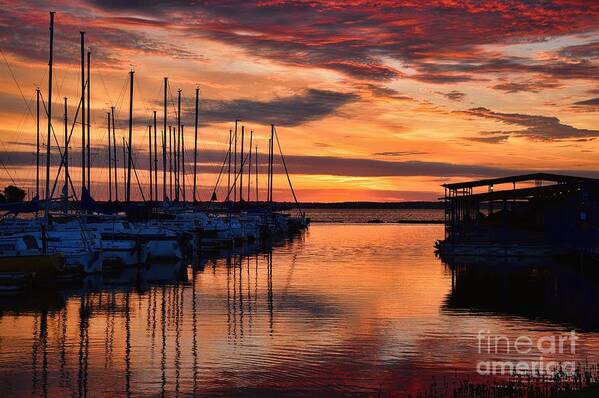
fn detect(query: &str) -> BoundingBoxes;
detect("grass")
[411,363,599,398]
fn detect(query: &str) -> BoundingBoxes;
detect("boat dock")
[435,173,599,260]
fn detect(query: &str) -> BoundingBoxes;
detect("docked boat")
[0,234,65,275]
[46,229,104,274]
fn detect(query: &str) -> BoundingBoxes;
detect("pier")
[436,173,599,259]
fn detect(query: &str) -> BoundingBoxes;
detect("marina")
[0,12,309,288]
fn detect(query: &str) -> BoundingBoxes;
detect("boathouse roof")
[442,173,597,190]
[443,180,599,203]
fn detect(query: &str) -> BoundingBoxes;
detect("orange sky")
[0,1,597,202]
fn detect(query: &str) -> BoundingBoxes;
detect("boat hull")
[0,254,65,275]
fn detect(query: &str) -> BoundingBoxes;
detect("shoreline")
[309,220,444,224]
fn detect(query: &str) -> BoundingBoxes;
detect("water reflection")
[1,225,599,397]
[442,257,599,331]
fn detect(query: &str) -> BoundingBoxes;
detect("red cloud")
[3,0,597,85]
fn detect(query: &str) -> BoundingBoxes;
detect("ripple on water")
[1,224,599,397]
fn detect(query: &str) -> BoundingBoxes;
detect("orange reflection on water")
[1,224,599,397]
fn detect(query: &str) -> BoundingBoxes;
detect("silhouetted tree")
[3,185,26,202]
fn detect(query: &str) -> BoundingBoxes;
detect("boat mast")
[64,97,69,207]
[193,87,199,203]
[176,89,181,202]
[80,31,85,196]
[240,125,245,202]
[162,128,166,201]
[181,125,186,203]
[163,77,167,202]
[43,11,55,253]
[148,124,152,202]
[126,69,134,203]
[153,111,158,201]
[169,126,173,199]
[267,138,270,203]
[227,129,231,202]
[36,88,40,199]
[86,50,91,192]
[255,145,258,202]
[111,107,118,202]
[269,124,274,203]
[247,130,253,202]
[233,120,238,203]
[122,137,126,190]
[107,112,112,201]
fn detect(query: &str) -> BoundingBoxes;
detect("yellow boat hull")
[0,254,66,275]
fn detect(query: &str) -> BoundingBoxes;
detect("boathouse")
[438,173,599,256]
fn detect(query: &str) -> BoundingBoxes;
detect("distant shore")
[292,201,444,209]
[295,206,445,224]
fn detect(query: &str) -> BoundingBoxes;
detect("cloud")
[197,89,359,127]
[82,0,599,84]
[350,83,415,101]
[0,4,200,67]
[464,107,599,141]
[373,151,429,156]
[0,148,523,178]
[464,135,510,144]
[558,41,599,61]
[491,78,563,93]
[573,98,599,106]
[323,61,401,81]
[436,90,465,101]
[417,57,598,82]
[5,144,599,185]
[411,73,477,84]
[141,89,358,127]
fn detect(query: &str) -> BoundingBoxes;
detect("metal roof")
[442,173,597,190]
[443,180,599,203]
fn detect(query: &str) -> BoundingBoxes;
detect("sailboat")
[0,233,65,274]
[0,12,104,276]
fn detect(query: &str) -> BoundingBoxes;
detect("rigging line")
[10,89,36,139]
[112,74,130,129]
[168,84,178,119]
[40,94,72,163]
[134,68,154,120]
[223,151,250,201]
[209,152,229,209]
[98,68,114,105]
[48,94,84,201]
[53,73,64,116]
[0,46,36,122]
[216,129,232,199]
[210,129,234,200]
[0,158,17,186]
[124,140,147,202]
[0,89,36,183]
[57,62,75,96]
[210,146,230,201]
[274,127,303,216]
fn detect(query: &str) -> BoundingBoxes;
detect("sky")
[0,0,597,202]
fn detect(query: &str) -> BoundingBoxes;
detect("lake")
[1,223,599,397]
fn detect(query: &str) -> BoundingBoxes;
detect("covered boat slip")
[438,173,599,257]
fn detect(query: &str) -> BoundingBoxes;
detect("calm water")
[2,224,599,397]
[300,208,444,223]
